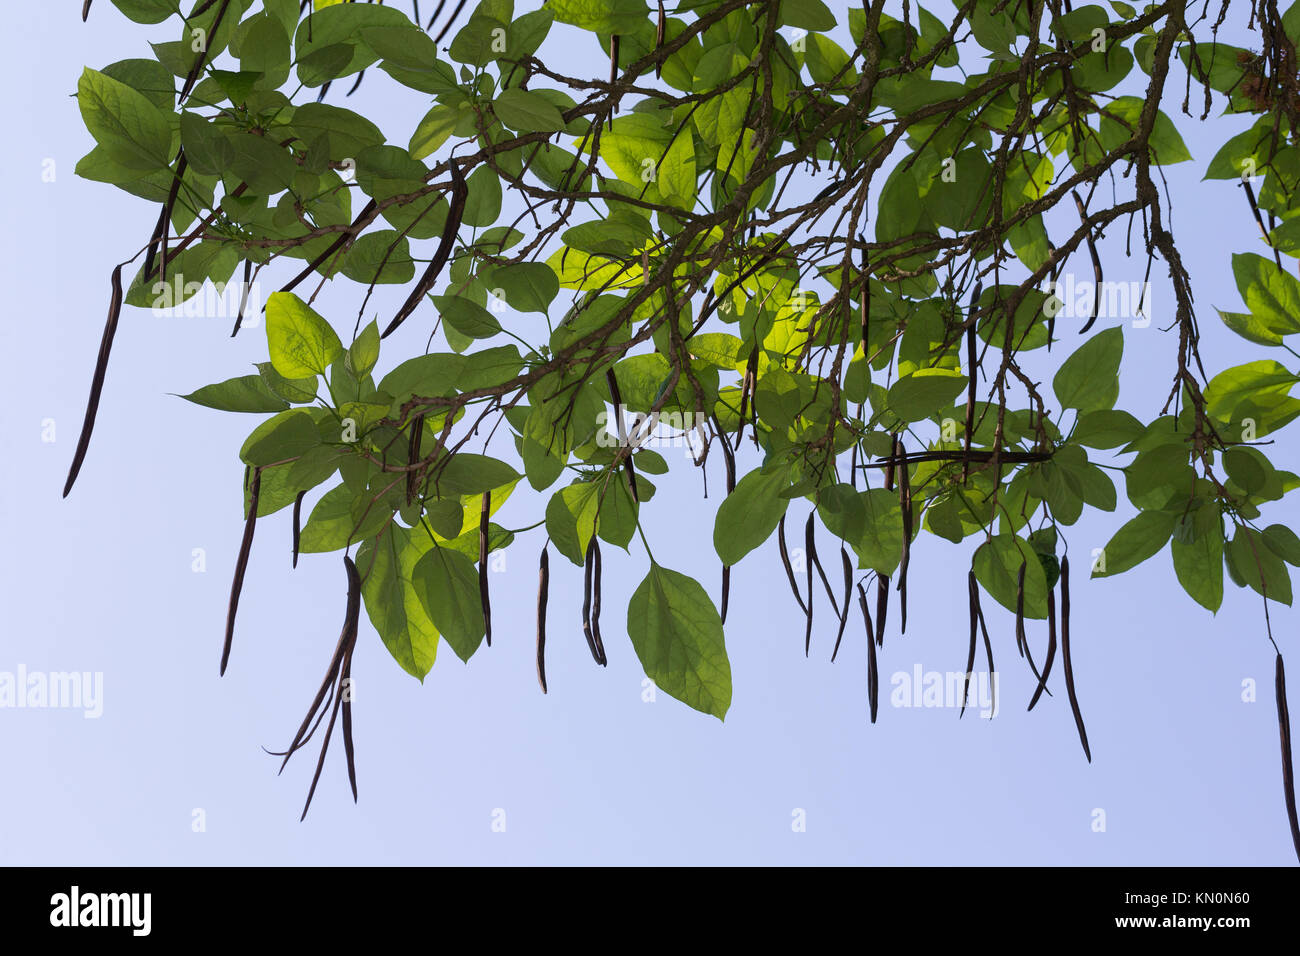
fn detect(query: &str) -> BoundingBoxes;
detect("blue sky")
[0,1,1296,864]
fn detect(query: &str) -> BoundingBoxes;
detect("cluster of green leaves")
[75,0,1300,725]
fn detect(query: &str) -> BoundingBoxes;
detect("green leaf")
[1053,327,1123,413]
[77,67,173,171]
[857,488,903,575]
[887,368,968,422]
[713,466,790,565]
[972,534,1049,619]
[1228,527,1293,605]
[409,103,461,160]
[1092,509,1178,577]
[178,375,288,413]
[493,87,566,132]
[347,320,381,379]
[1072,408,1144,448]
[432,294,503,339]
[1230,252,1300,338]
[544,480,601,565]
[358,527,439,680]
[545,0,648,34]
[240,409,320,466]
[413,544,487,661]
[627,563,732,720]
[257,362,319,404]
[434,454,521,497]
[779,0,837,31]
[1172,514,1224,612]
[482,262,559,313]
[266,291,343,379]
[298,483,392,553]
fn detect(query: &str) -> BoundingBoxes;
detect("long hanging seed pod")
[1028,588,1058,711]
[806,514,840,617]
[266,556,361,820]
[536,546,550,694]
[608,371,641,501]
[292,489,306,569]
[962,282,982,482]
[1015,561,1047,686]
[1015,562,1027,659]
[1059,556,1091,761]
[1275,654,1300,862]
[974,576,996,719]
[876,441,897,647]
[960,570,979,718]
[857,582,878,723]
[715,417,736,625]
[591,538,606,666]
[830,547,853,662]
[896,437,912,634]
[803,514,816,655]
[580,536,604,665]
[381,162,467,339]
[778,515,808,615]
[221,466,262,676]
[654,0,665,77]
[63,264,125,498]
[479,492,492,648]
[406,416,425,504]
[1073,190,1104,335]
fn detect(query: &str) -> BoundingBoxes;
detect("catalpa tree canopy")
[68,0,1300,855]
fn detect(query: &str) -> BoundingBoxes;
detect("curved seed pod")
[720,566,731,626]
[292,490,306,569]
[654,0,665,78]
[1073,190,1103,335]
[340,637,358,803]
[406,416,424,503]
[803,514,815,656]
[432,0,469,43]
[1275,654,1300,863]
[1028,589,1058,711]
[874,574,889,647]
[807,517,840,617]
[960,570,979,718]
[974,577,996,719]
[896,437,911,634]
[537,546,550,694]
[479,492,492,647]
[581,536,598,663]
[381,162,467,339]
[1015,561,1027,658]
[63,263,125,498]
[221,467,262,676]
[609,34,620,84]
[280,556,361,820]
[857,583,878,724]
[608,371,641,501]
[82,0,92,20]
[962,283,982,481]
[591,538,606,666]
[778,515,808,616]
[1059,556,1091,761]
[231,258,253,337]
[831,547,853,662]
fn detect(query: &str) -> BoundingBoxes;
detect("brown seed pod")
[857,582,878,724]
[479,492,492,648]
[831,547,853,662]
[1275,653,1300,862]
[1028,588,1057,711]
[292,489,306,569]
[537,546,550,694]
[381,161,467,338]
[778,515,808,616]
[1059,556,1091,762]
[961,570,979,718]
[221,466,262,676]
[63,263,125,499]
